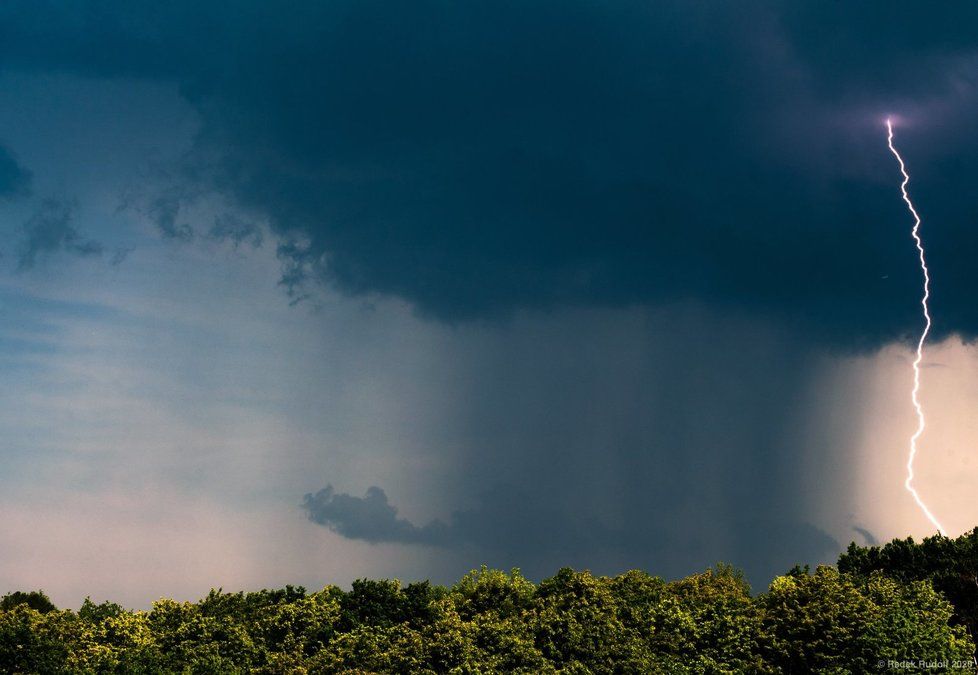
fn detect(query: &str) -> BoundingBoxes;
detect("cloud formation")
[305,481,839,585]
[303,483,618,554]
[303,485,450,546]
[780,2,978,95]
[149,192,193,242]
[18,198,103,269]
[3,1,978,346]
[0,0,971,589]
[208,214,262,249]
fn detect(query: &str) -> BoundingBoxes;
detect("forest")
[2,529,977,674]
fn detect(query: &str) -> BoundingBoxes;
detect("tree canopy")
[1,532,977,673]
[839,527,978,647]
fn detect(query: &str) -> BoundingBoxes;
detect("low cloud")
[303,485,450,546]
[305,482,840,584]
[303,483,618,554]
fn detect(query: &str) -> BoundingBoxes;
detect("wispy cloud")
[18,198,103,270]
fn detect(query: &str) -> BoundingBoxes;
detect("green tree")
[147,597,259,673]
[839,528,978,644]
[528,568,653,673]
[757,566,974,673]
[446,568,547,672]
[337,578,443,632]
[0,556,975,672]
[450,567,535,621]
[663,564,763,673]
[0,591,57,614]
[69,609,166,674]
[0,605,78,674]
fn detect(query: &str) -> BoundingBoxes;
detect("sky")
[2,1,978,608]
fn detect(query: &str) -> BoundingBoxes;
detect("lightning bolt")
[885,118,946,536]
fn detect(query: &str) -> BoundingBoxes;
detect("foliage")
[0,542,975,673]
[839,527,978,644]
[757,566,973,673]
[0,591,57,614]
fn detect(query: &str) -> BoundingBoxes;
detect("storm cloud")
[780,2,978,96]
[303,485,451,546]
[303,483,620,554]
[1,1,974,593]
[301,305,846,585]
[3,1,978,346]
[305,480,840,586]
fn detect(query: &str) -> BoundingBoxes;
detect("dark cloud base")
[304,485,450,547]
[301,305,849,587]
[304,483,839,588]
[4,1,978,347]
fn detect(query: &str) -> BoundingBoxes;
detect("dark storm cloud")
[0,1,967,583]
[18,198,103,269]
[4,1,978,346]
[303,485,450,546]
[306,482,838,586]
[305,308,843,585]
[780,2,978,95]
[0,144,30,199]
[303,483,617,552]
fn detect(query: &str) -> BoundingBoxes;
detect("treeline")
[2,530,977,674]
